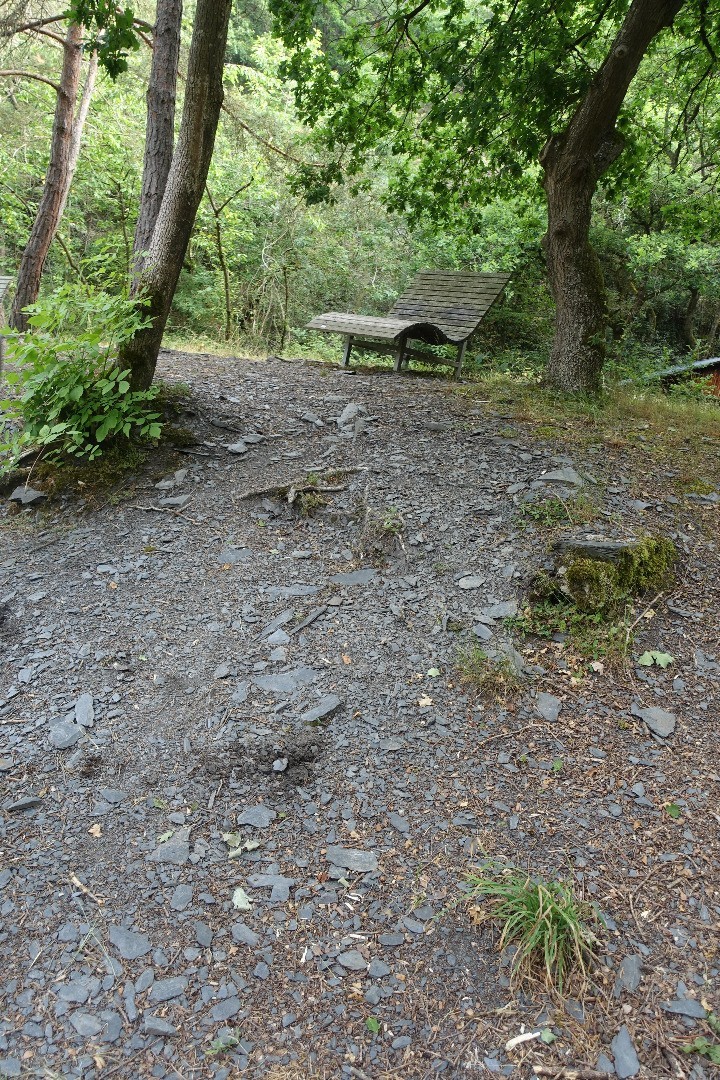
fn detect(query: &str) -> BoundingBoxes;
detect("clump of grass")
[355,503,406,561]
[467,867,600,992]
[517,494,598,529]
[456,643,522,700]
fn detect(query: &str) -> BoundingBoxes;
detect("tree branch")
[0,69,61,93]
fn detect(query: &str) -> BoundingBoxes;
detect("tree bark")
[10,22,83,330]
[541,0,685,394]
[120,0,233,389]
[132,0,182,274]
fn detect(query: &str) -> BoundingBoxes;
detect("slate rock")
[253,667,317,694]
[231,922,259,947]
[9,486,46,505]
[218,547,252,564]
[170,884,193,911]
[74,693,95,728]
[611,1025,640,1079]
[330,568,377,586]
[301,695,343,724]
[0,1059,21,1078]
[378,932,404,946]
[247,873,295,902]
[483,600,518,619]
[661,998,707,1019]
[69,1012,103,1036]
[543,466,583,486]
[387,812,409,834]
[225,441,248,454]
[5,796,42,812]
[158,494,192,508]
[614,955,642,997]
[100,788,126,804]
[148,826,191,865]
[472,623,493,641]
[211,997,243,1022]
[368,959,391,978]
[457,575,485,590]
[632,703,676,738]
[150,977,187,1003]
[144,1015,178,1037]
[49,721,83,749]
[109,925,152,961]
[535,692,561,723]
[337,950,367,971]
[237,805,276,828]
[326,846,378,873]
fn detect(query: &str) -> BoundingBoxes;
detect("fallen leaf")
[341,653,352,665]
[88,823,102,838]
[426,667,441,678]
[156,830,174,844]
[366,1017,380,1034]
[232,886,253,911]
[108,581,118,590]
[590,660,604,674]
[417,695,433,707]
[665,802,682,819]
[638,650,674,668]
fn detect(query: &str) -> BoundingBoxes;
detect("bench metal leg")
[341,335,353,367]
[454,341,467,379]
[393,335,407,372]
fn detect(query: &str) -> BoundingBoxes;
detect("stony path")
[0,353,718,1079]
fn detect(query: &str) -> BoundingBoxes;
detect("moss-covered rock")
[565,558,620,613]
[616,537,676,593]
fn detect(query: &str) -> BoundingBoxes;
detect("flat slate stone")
[614,955,642,997]
[611,1024,640,1079]
[253,667,317,694]
[147,826,192,865]
[237,805,276,828]
[69,1012,102,1036]
[211,997,243,1022]
[231,922,259,947]
[543,466,583,486]
[4,796,42,813]
[9,486,46,505]
[218,547,252,564]
[74,693,95,727]
[108,924,152,961]
[325,846,378,873]
[170,884,193,911]
[330,568,377,586]
[49,721,83,749]
[632,703,676,738]
[661,997,707,1018]
[482,600,518,619]
[150,976,187,1003]
[301,695,343,724]
[337,950,367,971]
[535,692,561,723]
[387,812,409,833]
[457,575,485,590]
[144,1016,178,1037]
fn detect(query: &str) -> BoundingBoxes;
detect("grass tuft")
[467,867,600,992]
[456,643,522,700]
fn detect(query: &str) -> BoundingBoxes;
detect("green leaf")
[552,758,563,773]
[366,1017,380,1034]
[540,1028,557,1044]
[156,830,174,843]
[232,887,253,911]
[426,667,441,677]
[638,650,674,668]
[665,802,682,819]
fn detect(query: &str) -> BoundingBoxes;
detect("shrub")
[1,286,161,470]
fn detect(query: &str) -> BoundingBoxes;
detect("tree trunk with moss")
[541,0,684,394]
[121,0,233,389]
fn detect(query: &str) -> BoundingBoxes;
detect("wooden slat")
[0,276,11,302]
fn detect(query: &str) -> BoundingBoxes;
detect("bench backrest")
[0,276,11,305]
[388,270,510,340]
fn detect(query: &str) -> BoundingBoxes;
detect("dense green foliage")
[0,0,719,380]
[0,287,161,466]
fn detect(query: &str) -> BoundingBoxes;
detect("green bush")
[1,286,161,470]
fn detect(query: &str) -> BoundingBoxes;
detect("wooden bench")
[306,270,511,378]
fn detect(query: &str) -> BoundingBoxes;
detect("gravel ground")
[1,351,719,1080]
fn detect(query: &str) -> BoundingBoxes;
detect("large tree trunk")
[133,0,182,273]
[10,22,83,330]
[120,0,233,389]
[541,0,685,394]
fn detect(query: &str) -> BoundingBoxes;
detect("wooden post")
[341,334,353,367]
[393,334,407,371]
[454,340,467,378]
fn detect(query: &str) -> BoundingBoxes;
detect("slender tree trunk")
[11,22,83,329]
[133,0,182,273]
[120,0,233,389]
[541,0,685,394]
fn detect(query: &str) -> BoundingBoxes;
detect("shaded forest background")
[1,0,720,383]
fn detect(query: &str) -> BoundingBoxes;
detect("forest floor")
[1,350,719,1080]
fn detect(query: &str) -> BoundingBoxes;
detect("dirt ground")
[0,350,718,1080]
